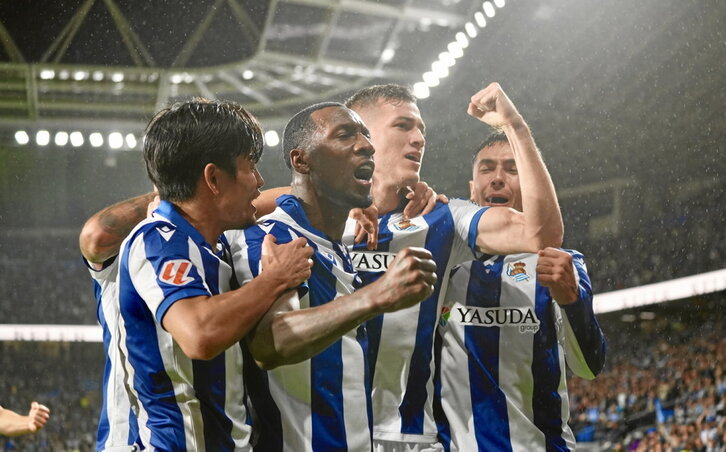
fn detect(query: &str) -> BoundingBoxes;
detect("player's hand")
[375,247,437,312]
[536,248,578,305]
[467,82,524,129]
[402,181,449,220]
[261,235,314,288]
[27,402,50,433]
[350,205,379,250]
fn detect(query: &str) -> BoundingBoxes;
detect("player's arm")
[79,192,158,268]
[161,235,313,360]
[537,248,606,379]
[246,247,437,369]
[470,83,563,255]
[0,402,50,436]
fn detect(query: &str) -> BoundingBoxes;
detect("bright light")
[439,52,455,68]
[422,72,439,87]
[89,132,104,147]
[54,131,69,146]
[108,132,124,149]
[413,82,430,99]
[92,71,104,81]
[14,130,29,145]
[111,72,124,83]
[58,70,70,80]
[432,60,449,79]
[483,1,496,18]
[465,22,478,38]
[474,12,487,28]
[456,32,469,49]
[36,130,50,146]
[73,71,89,81]
[70,131,84,147]
[264,130,280,147]
[448,41,464,58]
[182,73,194,83]
[381,48,396,63]
[125,133,137,149]
[242,70,254,80]
[39,69,55,80]
[170,73,183,84]
[494,0,505,8]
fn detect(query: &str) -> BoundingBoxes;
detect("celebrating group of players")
[78,82,606,451]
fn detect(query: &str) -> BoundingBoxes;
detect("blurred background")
[0,0,723,450]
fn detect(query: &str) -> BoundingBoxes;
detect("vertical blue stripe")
[95,278,112,450]
[399,206,454,434]
[531,284,568,452]
[465,258,513,452]
[432,330,450,452]
[242,342,282,452]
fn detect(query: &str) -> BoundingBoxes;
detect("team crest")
[393,219,420,232]
[439,306,452,327]
[160,259,195,286]
[506,261,530,282]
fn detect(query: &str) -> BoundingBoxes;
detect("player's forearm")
[562,287,606,378]
[79,192,156,264]
[255,186,291,217]
[501,120,563,248]
[248,285,382,369]
[0,409,32,436]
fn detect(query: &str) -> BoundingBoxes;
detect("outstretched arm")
[537,248,606,378]
[471,83,563,255]
[247,247,437,369]
[0,402,50,436]
[79,192,158,267]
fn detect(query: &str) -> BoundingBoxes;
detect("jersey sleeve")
[84,255,118,284]
[447,199,489,265]
[559,250,607,379]
[126,223,212,325]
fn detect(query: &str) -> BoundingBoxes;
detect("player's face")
[219,155,264,229]
[470,141,522,211]
[308,106,375,210]
[353,100,425,192]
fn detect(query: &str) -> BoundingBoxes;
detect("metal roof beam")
[102,0,156,67]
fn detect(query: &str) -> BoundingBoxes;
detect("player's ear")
[203,163,222,195]
[290,148,310,174]
[469,180,476,203]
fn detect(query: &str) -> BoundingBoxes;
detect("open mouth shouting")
[354,161,375,185]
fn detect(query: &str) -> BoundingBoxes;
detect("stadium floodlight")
[264,130,280,147]
[125,133,137,149]
[39,69,55,80]
[89,132,104,147]
[439,52,456,68]
[432,60,449,79]
[422,71,440,87]
[465,22,478,38]
[111,72,124,83]
[455,32,469,49]
[73,71,89,81]
[413,82,430,99]
[474,12,487,28]
[108,132,124,149]
[483,1,496,18]
[14,130,29,145]
[170,73,183,84]
[448,41,464,58]
[70,131,84,147]
[494,0,505,8]
[36,130,50,146]
[92,71,104,81]
[242,70,254,80]
[381,48,396,63]
[54,131,69,146]
[59,70,70,80]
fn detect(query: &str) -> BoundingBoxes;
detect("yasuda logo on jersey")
[160,259,194,286]
[449,306,540,333]
[506,261,530,282]
[351,252,397,271]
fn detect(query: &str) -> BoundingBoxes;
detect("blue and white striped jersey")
[84,257,144,452]
[117,200,251,452]
[226,195,372,452]
[342,199,487,444]
[434,251,606,452]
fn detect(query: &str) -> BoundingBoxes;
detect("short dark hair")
[281,101,345,169]
[472,130,509,165]
[344,84,416,111]
[143,98,263,202]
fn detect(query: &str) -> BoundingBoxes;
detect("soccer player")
[113,99,313,451]
[0,402,50,436]
[225,102,438,451]
[434,131,607,451]
[342,82,564,451]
